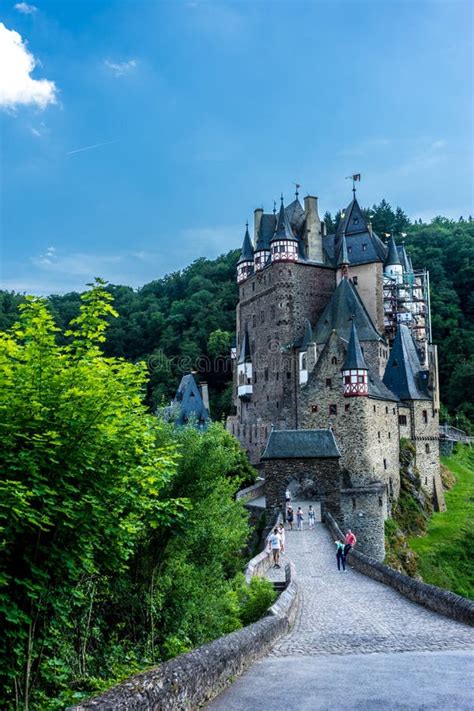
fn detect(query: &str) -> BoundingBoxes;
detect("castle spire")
[342,322,369,397]
[236,223,254,283]
[337,231,350,272]
[385,235,401,267]
[272,196,297,243]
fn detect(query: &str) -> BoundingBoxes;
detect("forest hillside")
[1,201,473,429]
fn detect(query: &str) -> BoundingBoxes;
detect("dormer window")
[353,217,359,225]
[362,244,367,251]
[348,246,353,254]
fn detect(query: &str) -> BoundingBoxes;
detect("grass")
[408,444,474,599]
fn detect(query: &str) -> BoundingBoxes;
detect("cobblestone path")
[267,505,474,656]
[207,507,474,710]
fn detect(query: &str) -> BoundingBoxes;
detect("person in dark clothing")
[335,540,346,572]
[287,506,294,530]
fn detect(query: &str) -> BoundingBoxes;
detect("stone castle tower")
[227,188,444,560]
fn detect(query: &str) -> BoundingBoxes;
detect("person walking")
[285,488,291,505]
[287,506,294,530]
[296,507,304,531]
[335,540,346,572]
[308,505,316,529]
[278,522,286,554]
[267,527,282,568]
[344,529,357,556]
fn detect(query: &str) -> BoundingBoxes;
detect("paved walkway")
[207,503,474,710]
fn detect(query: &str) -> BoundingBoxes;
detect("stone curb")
[325,512,474,626]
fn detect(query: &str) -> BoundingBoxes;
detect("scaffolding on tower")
[383,268,431,366]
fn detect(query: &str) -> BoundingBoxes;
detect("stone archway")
[285,473,322,522]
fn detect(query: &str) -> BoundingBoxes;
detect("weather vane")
[345,173,361,195]
[293,181,301,199]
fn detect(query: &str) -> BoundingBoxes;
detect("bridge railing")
[439,424,473,442]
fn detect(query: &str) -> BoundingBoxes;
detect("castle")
[226,188,444,559]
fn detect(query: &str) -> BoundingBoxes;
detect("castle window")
[379,497,383,507]
[331,356,337,364]
[261,311,265,323]
[279,270,283,276]
[373,405,377,413]
[422,409,428,424]
[385,406,389,414]
[345,404,350,412]
[353,218,359,225]
[311,405,318,413]
[276,372,279,381]
[301,354,307,370]
[276,401,279,409]
[388,432,391,440]
[287,372,291,380]
[254,371,257,383]
[326,378,332,388]
[357,375,365,383]
[393,408,396,414]
[264,368,269,382]
[329,404,337,416]
[353,276,358,285]
[378,431,381,440]
[348,246,353,254]
[389,479,393,496]
[242,287,245,296]
[252,314,256,327]
[425,443,430,453]
[383,459,387,470]
[352,497,357,509]
[425,477,428,485]
[362,243,367,251]
[288,270,292,277]
[399,415,407,425]
[252,282,255,292]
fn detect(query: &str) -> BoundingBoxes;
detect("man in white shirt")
[267,527,282,568]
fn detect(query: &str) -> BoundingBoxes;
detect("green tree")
[0,282,182,709]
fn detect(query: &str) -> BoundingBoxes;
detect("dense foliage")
[1,202,472,427]
[0,283,262,710]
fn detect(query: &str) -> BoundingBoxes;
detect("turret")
[254,209,271,271]
[342,323,369,396]
[336,231,350,280]
[270,197,298,262]
[237,224,254,283]
[237,331,253,400]
[384,235,403,284]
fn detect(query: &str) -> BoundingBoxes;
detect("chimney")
[304,195,323,262]
[368,221,373,236]
[254,208,263,246]
[200,381,210,413]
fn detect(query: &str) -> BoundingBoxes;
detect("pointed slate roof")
[343,323,368,370]
[397,244,412,274]
[238,331,252,364]
[336,232,349,266]
[313,278,382,344]
[336,197,368,237]
[255,213,276,252]
[271,198,298,242]
[171,374,209,426]
[262,429,341,459]
[285,198,305,231]
[237,225,254,264]
[383,325,430,400]
[385,235,401,267]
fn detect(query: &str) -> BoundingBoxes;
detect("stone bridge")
[207,501,474,711]
[74,502,474,711]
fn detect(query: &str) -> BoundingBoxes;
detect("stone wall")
[70,541,298,711]
[263,457,341,519]
[299,336,400,500]
[325,512,474,625]
[409,400,445,510]
[232,261,335,461]
[340,484,387,560]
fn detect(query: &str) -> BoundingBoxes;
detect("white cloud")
[0,22,57,110]
[14,2,38,14]
[104,58,138,77]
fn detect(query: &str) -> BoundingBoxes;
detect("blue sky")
[0,0,472,294]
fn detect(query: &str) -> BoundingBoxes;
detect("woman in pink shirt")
[344,529,357,556]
